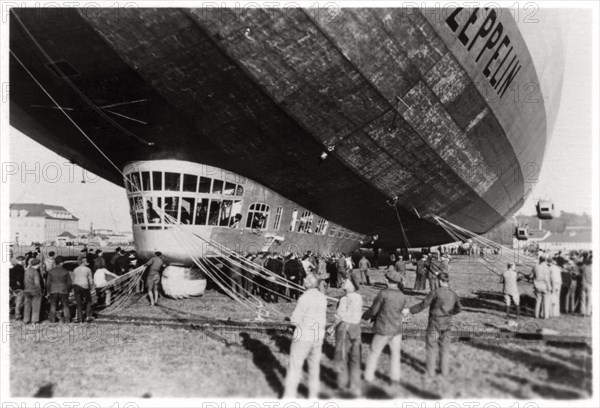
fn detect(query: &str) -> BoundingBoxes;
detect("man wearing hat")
[46,256,72,323]
[23,258,43,324]
[362,269,407,386]
[403,272,462,377]
[327,274,363,396]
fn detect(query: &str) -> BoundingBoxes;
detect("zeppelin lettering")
[446,8,522,99]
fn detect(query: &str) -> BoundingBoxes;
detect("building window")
[194,198,210,225]
[198,177,211,194]
[181,197,195,224]
[246,203,270,230]
[165,173,181,191]
[337,228,346,238]
[329,226,338,237]
[208,199,222,226]
[223,182,236,195]
[298,211,313,233]
[130,173,141,192]
[212,179,224,195]
[183,174,198,192]
[141,172,151,191]
[152,171,162,191]
[315,219,328,235]
[273,206,283,230]
[164,197,179,221]
[289,209,298,231]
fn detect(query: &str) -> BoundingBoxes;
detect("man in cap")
[47,256,72,323]
[327,274,363,396]
[283,273,327,399]
[403,272,462,377]
[362,269,407,386]
[94,249,106,272]
[23,258,43,324]
[73,257,95,322]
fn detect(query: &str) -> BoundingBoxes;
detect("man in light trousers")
[283,273,327,399]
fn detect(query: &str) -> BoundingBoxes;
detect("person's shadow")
[240,332,286,395]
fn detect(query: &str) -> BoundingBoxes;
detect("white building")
[9,203,79,244]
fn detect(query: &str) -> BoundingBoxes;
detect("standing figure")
[531,255,551,319]
[46,256,72,323]
[327,275,363,396]
[413,255,427,291]
[73,258,95,322]
[403,272,462,376]
[358,255,371,286]
[283,274,327,399]
[580,254,592,316]
[23,258,43,324]
[10,256,26,320]
[144,251,165,306]
[362,270,407,385]
[564,258,580,313]
[501,263,520,321]
[548,257,562,317]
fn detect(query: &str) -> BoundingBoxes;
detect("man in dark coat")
[413,255,427,291]
[23,258,43,324]
[404,272,462,376]
[265,255,284,303]
[10,256,26,320]
[47,256,72,323]
[284,254,305,301]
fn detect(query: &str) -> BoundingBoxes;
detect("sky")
[5,6,594,233]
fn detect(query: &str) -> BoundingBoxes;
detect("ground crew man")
[283,273,327,399]
[47,256,72,323]
[501,263,520,321]
[358,255,371,286]
[23,258,43,324]
[532,255,551,319]
[413,255,427,291]
[362,270,407,385]
[327,274,363,396]
[404,272,462,376]
[426,254,440,292]
[144,251,165,306]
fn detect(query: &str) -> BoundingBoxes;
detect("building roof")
[9,203,79,221]
[56,231,76,238]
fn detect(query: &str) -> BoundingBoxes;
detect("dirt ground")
[9,256,593,399]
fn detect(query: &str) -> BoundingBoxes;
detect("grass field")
[9,256,593,399]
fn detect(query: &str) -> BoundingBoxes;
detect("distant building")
[537,226,592,251]
[9,203,79,244]
[56,231,77,246]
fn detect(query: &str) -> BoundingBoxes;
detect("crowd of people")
[527,250,593,319]
[9,246,143,324]
[283,258,463,398]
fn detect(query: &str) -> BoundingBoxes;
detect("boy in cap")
[327,274,363,396]
[362,269,407,386]
[403,272,462,377]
